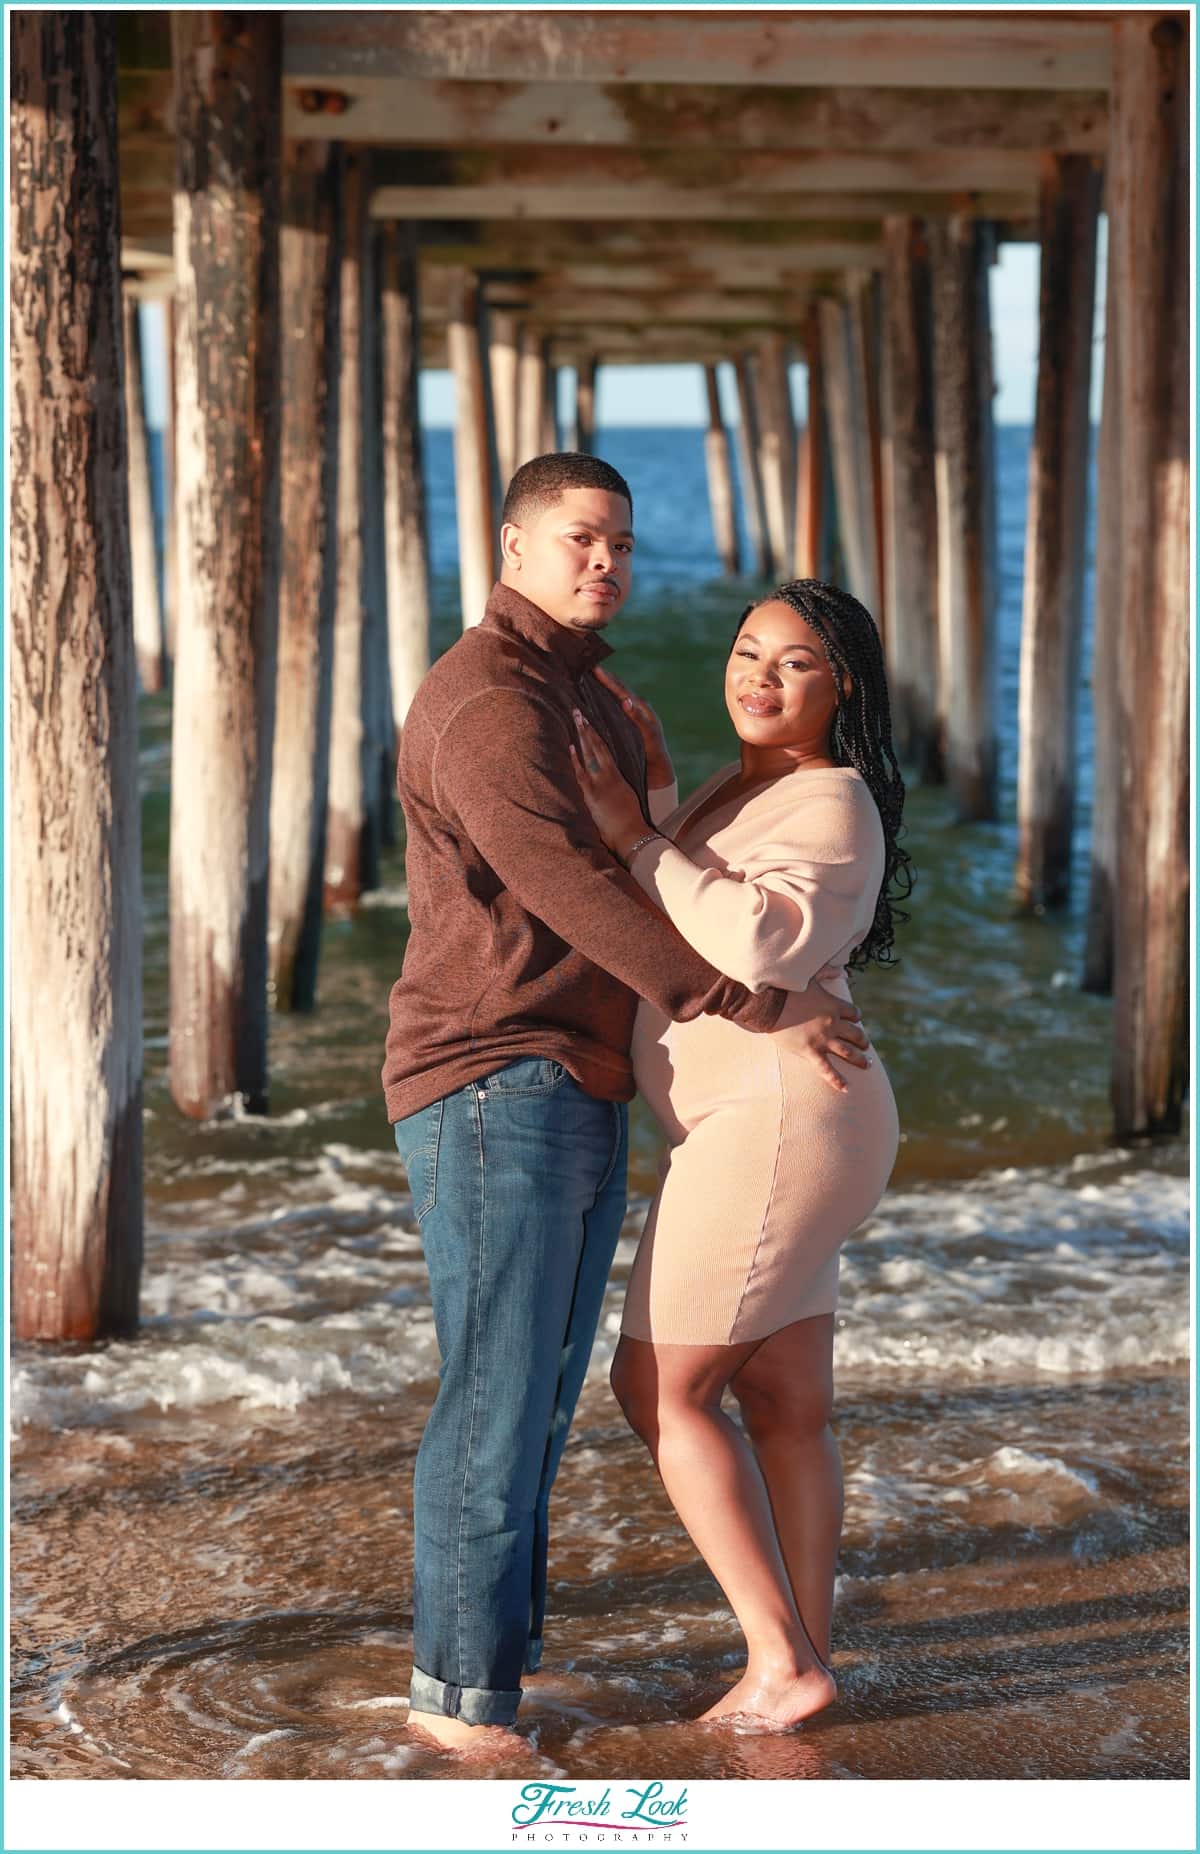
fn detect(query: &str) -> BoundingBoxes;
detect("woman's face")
[724,599,842,753]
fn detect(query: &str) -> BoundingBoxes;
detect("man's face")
[499,487,634,632]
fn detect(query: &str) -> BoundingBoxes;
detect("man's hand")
[775,981,872,1095]
[592,664,675,792]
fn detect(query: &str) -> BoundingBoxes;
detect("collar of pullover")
[482,582,615,677]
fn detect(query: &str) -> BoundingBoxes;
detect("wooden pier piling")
[703,363,740,577]
[820,284,883,623]
[755,332,796,576]
[576,355,598,455]
[794,306,827,581]
[1108,12,1190,1139]
[1082,223,1120,996]
[168,10,282,1117]
[516,325,547,469]
[446,268,496,626]
[11,9,144,1338]
[734,351,774,580]
[1015,154,1101,912]
[488,309,521,489]
[123,293,166,693]
[269,139,341,1011]
[930,214,999,822]
[380,222,432,730]
[881,216,941,779]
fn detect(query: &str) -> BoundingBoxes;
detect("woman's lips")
[739,693,783,716]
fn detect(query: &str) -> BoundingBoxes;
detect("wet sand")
[10,1363,1188,1781]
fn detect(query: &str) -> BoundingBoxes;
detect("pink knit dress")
[622,764,899,1346]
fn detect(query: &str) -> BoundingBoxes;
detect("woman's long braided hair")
[734,578,914,970]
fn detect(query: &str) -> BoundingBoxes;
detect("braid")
[733,579,914,970]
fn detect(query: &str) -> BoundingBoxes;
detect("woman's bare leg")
[610,1335,836,1727]
[730,1313,842,1665]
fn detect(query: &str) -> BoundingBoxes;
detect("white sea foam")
[9,1151,1189,1434]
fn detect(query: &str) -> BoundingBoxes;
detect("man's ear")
[499,520,524,570]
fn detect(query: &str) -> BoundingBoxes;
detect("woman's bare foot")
[406,1712,533,1761]
[699,1659,837,1730]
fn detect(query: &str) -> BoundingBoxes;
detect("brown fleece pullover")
[382,583,785,1121]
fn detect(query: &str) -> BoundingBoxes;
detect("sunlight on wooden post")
[169,10,282,1117]
[703,363,740,577]
[1109,13,1190,1138]
[447,268,496,628]
[381,221,432,730]
[516,325,547,469]
[11,10,144,1338]
[576,354,598,455]
[734,351,774,580]
[794,306,827,581]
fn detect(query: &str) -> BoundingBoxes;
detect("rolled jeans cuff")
[409,1664,523,1727]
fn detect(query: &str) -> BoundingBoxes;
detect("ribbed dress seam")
[726,1041,787,1345]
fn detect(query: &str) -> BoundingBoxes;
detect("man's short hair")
[501,452,634,529]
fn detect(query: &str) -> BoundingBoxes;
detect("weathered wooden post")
[703,363,740,577]
[820,284,883,623]
[380,221,431,731]
[269,139,340,1012]
[929,215,999,822]
[446,268,496,628]
[756,331,796,574]
[1109,12,1189,1138]
[517,325,547,468]
[362,221,394,867]
[734,351,773,579]
[576,355,598,455]
[1082,221,1120,995]
[794,305,827,581]
[849,271,886,637]
[169,10,281,1117]
[542,361,560,453]
[1015,156,1101,912]
[123,291,166,692]
[11,10,143,1338]
[162,296,179,661]
[326,150,379,906]
[488,308,521,489]
[881,218,941,779]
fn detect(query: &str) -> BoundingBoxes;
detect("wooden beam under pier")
[282,11,1112,92]
[122,291,166,692]
[703,364,740,577]
[734,352,773,580]
[447,270,497,625]
[280,78,1108,155]
[371,185,1037,225]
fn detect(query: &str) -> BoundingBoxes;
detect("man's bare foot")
[406,1712,533,1760]
[698,1660,837,1731]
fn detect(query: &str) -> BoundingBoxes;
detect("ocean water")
[10,422,1188,1782]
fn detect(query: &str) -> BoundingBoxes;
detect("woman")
[571,578,911,1731]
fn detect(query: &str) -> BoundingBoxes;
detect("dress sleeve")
[627,777,883,992]
[434,688,784,1030]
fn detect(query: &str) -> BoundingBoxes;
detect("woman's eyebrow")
[739,633,815,652]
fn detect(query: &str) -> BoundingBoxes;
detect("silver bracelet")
[621,830,662,867]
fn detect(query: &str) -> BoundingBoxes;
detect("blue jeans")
[393,1057,628,1727]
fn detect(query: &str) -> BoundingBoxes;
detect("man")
[383,452,865,1753]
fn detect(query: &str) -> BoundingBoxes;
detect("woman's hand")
[570,710,654,858]
[592,665,675,792]
[775,983,872,1095]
